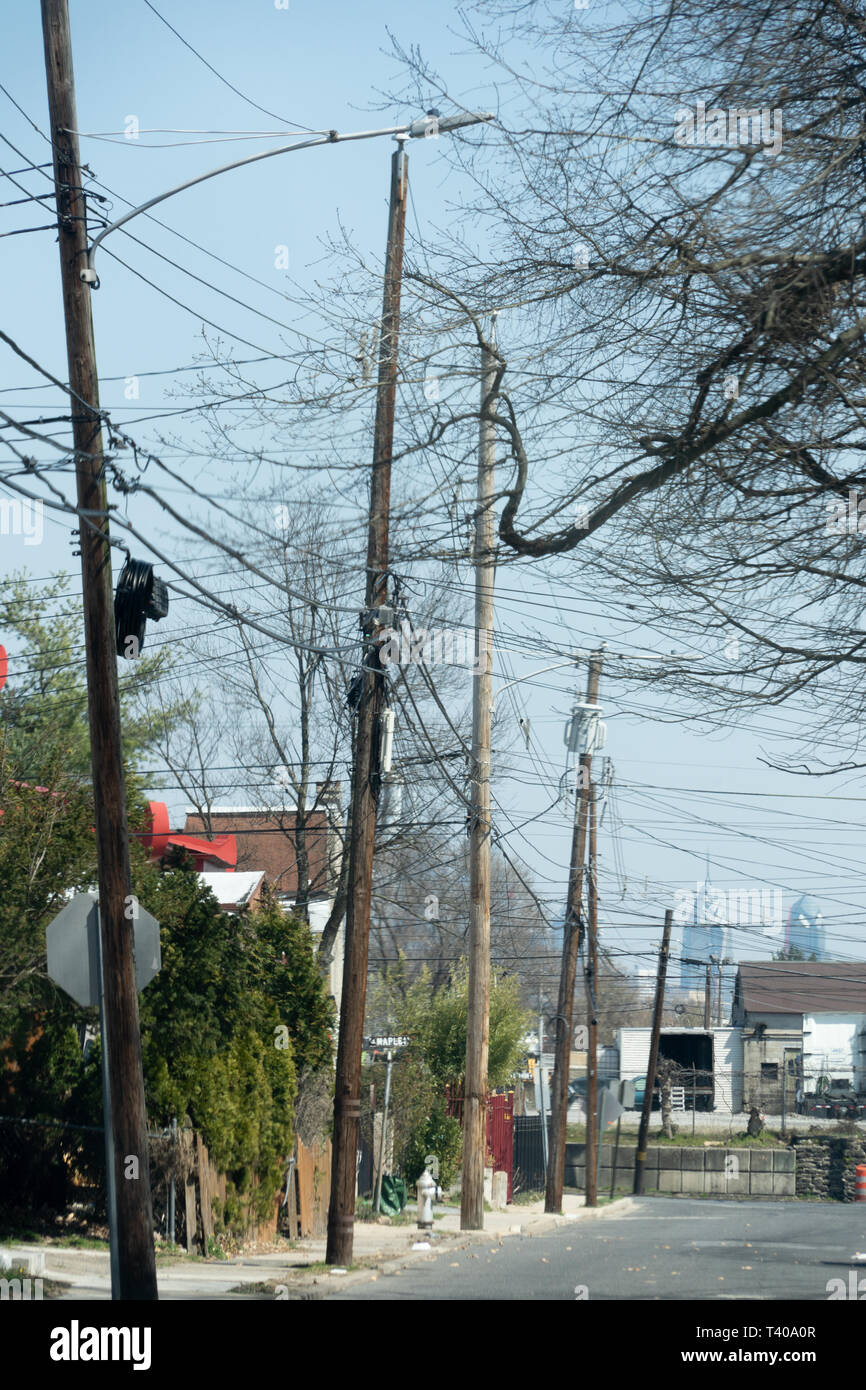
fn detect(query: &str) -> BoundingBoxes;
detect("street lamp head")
[408,110,494,139]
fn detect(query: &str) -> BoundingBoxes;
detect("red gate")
[446,1085,514,1203]
[486,1091,514,1202]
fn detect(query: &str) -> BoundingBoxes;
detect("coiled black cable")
[115,557,168,657]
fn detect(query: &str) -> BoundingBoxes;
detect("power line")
[0,223,57,237]
[140,0,321,133]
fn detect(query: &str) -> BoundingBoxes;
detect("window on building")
[761,1063,779,1081]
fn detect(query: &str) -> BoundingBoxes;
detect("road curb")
[278,1195,640,1295]
[3,1197,641,1298]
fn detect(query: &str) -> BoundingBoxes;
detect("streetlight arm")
[494,658,581,707]
[83,113,494,284]
[492,647,702,706]
[85,132,331,281]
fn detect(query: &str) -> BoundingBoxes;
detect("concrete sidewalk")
[1,1195,637,1300]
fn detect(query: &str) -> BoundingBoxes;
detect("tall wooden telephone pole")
[461,320,498,1230]
[326,139,408,1267]
[545,651,602,1214]
[41,0,157,1300]
[583,776,600,1206]
[633,909,673,1195]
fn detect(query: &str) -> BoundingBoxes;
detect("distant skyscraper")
[785,894,827,960]
[676,864,729,992]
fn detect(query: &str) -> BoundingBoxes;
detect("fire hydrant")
[417,1165,436,1231]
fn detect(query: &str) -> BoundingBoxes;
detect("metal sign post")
[596,1085,625,1192]
[607,1081,634,1201]
[96,920,120,1295]
[46,892,160,1298]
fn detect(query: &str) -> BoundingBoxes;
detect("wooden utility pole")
[583,777,599,1206]
[545,652,602,1214]
[633,908,673,1195]
[704,963,712,1029]
[461,320,497,1230]
[326,139,408,1266]
[40,0,157,1300]
[537,987,548,1171]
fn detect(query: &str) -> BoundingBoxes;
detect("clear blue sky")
[2,1,863,993]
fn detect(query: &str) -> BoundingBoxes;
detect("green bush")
[365,957,529,1190]
[403,1106,463,1188]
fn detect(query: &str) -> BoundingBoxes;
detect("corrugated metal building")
[617,1026,744,1116]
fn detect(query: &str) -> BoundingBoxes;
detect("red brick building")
[141,786,345,1003]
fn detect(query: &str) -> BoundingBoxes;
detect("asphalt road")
[323,1198,866,1301]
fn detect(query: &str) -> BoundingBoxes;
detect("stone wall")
[565,1142,795,1197]
[789,1134,866,1201]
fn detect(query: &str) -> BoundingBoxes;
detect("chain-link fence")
[0,1113,194,1243]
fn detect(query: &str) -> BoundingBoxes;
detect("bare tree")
[369,832,556,995]
[358,1,866,769]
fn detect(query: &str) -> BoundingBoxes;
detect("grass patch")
[229,1261,365,1295]
[283,1259,361,1274]
[153,1241,205,1262]
[651,1129,785,1148]
[3,1232,110,1250]
[228,1280,283,1296]
[565,1124,790,1147]
[0,1259,67,1299]
[355,1197,416,1225]
[46,1232,108,1249]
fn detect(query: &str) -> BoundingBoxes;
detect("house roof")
[279,895,333,933]
[165,833,237,869]
[199,871,265,911]
[736,961,866,1015]
[140,801,237,869]
[183,807,333,894]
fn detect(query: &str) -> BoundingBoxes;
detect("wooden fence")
[296,1139,331,1238]
[174,1130,280,1252]
[172,1131,331,1250]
